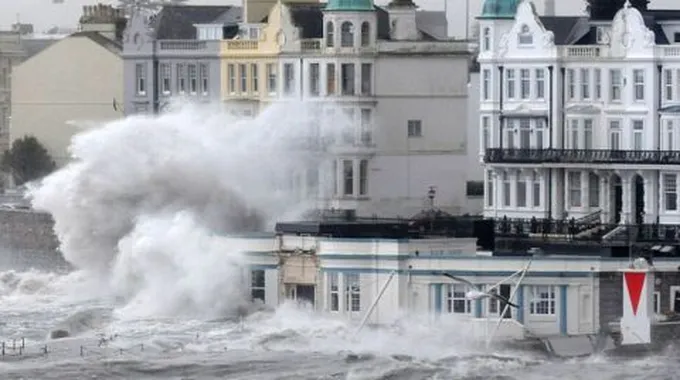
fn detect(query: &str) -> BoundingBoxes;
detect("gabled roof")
[69,31,121,55]
[153,5,242,40]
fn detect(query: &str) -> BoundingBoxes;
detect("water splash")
[27,101,340,318]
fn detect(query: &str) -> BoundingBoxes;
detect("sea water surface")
[0,101,675,379]
[0,256,676,380]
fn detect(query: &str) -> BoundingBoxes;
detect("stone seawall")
[0,209,59,252]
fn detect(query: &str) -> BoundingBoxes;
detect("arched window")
[360,22,370,46]
[518,24,533,45]
[341,21,354,47]
[326,21,334,47]
[482,28,490,51]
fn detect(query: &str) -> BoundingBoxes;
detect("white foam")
[27,100,343,318]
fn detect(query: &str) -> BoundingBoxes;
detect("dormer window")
[361,22,370,46]
[326,21,334,47]
[196,25,222,40]
[596,26,610,44]
[341,21,354,47]
[518,24,532,45]
[482,27,490,51]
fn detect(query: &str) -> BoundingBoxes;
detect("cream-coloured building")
[11,5,124,166]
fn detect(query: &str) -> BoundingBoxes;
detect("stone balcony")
[559,45,680,59]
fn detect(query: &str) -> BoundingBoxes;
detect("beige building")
[11,5,124,166]
[0,32,24,155]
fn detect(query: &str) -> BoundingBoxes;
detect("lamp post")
[428,185,436,210]
[427,185,436,233]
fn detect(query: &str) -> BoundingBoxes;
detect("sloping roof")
[153,5,242,40]
[416,11,448,40]
[539,16,589,45]
[69,31,121,55]
[288,3,325,39]
[18,38,58,59]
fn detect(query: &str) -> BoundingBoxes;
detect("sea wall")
[0,209,59,252]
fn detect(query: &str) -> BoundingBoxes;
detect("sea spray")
[27,100,342,317]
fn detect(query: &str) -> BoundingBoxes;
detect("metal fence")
[0,336,150,362]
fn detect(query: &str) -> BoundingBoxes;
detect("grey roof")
[287,3,325,39]
[153,5,242,40]
[18,38,57,59]
[539,9,680,46]
[286,4,444,41]
[539,16,588,45]
[70,31,122,55]
[416,11,448,40]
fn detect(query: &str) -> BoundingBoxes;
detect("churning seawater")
[0,101,676,379]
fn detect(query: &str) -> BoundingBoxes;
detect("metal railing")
[484,148,680,165]
[493,216,680,244]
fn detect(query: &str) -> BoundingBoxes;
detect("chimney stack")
[78,3,126,42]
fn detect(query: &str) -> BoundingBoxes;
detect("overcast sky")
[0,0,678,32]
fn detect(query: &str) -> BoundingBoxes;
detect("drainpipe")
[152,41,159,114]
[559,67,566,150]
[498,65,504,149]
[547,65,554,219]
[657,64,662,224]
[559,67,567,220]
[300,57,304,101]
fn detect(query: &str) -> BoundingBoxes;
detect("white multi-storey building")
[125,0,484,218]
[478,0,680,226]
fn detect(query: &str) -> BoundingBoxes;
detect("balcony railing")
[493,217,680,245]
[159,41,207,50]
[225,40,258,50]
[301,39,322,51]
[484,148,680,165]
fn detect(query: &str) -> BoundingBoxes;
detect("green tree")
[1,136,56,185]
[586,0,650,20]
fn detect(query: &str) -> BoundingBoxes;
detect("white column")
[492,170,499,218]
[600,174,610,223]
[643,171,656,223]
[620,171,633,224]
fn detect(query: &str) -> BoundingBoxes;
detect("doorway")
[671,286,680,313]
[500,284,512,319]
[286,284,315,307]
[633,175,644,225]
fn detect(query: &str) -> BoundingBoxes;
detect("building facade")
[122,5,241,114]
[123,0,484,218]
[225,219,680,341]
[0,32,24,156]
[478,0,680,229]
[11,5,124,166]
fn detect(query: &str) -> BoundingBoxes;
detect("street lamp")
[428,185,436,210]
